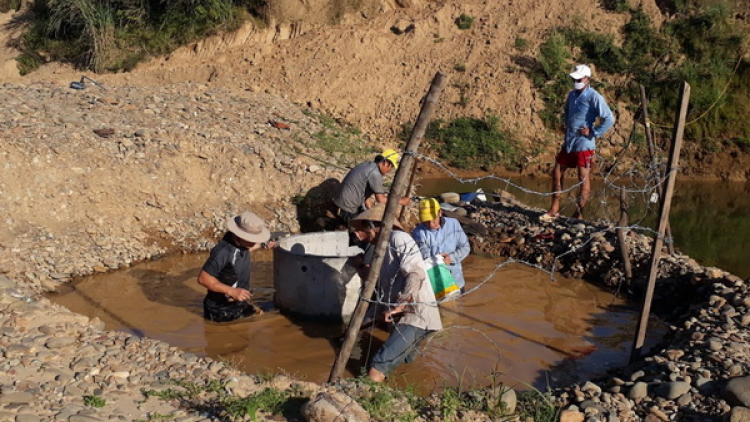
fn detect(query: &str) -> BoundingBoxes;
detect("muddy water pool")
[49,249,664,393]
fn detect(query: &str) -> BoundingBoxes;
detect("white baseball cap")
[569,64,592,79]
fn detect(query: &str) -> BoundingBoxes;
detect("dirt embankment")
[2,0,747,181]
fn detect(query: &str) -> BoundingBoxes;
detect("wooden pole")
[616,186,633,279]
[630,81,689,363]
[398,158,420,222]
[640,85,675,256]
[329,72,447,382]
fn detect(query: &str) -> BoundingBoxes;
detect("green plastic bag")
[423,256,460,300]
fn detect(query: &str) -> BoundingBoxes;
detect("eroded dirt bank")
[3,0,748,181]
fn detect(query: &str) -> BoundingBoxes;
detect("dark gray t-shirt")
[333,161,385,214]
[202,233,250,307]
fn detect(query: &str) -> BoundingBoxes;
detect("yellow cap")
[419,198,441,222]
[380,148,400,170]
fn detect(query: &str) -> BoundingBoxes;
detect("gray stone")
[724,376,750,407]
[628,382,648,400]
[729,407,750,422]
[489,386,516,413]
[655,381,690,399]
[69,416,104,422]
[0,392,35,404]
[301,391,369,422]
[560,409,585,422]
[46,337,77,348]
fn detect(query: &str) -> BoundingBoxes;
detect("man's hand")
[578,126,591,137]
[384,305,405,323]
[227,287,252,302]
[441,253,452,265]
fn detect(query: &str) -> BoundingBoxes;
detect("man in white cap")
[544,64,615,220]
[197,211,274,322]
[349,204,442,382]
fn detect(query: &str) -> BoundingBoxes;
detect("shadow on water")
[48,251,666,393]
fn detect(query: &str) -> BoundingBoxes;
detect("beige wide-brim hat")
[351,203,404,230]
[227,211,271,243]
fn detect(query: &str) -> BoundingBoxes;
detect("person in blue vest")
[197,211,275,322]
[412,198,471,294]
[544,64,615,220]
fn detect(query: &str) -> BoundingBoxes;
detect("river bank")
[1,82,749,421]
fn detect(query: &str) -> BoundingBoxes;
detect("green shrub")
[560,27,627,74]
[83,395,106,407]
[455,14,474,30]
[514,36,530,52]
[516,389,559,422]
[538,30,569,80]
[525,1,749,145]
[18,0,261,73]
[601,0,630,12]
[0,0,21,12]
[353,377,424,422]
[453,63,466,72]
[425,116,521,170]
[305,111,376,166]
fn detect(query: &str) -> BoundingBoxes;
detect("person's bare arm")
[197,270,252,301]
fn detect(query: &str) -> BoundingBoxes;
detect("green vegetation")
[453,63,466,72]
[15,0,266,73]
[304,111,377,166]
[0,0,22,12]
[516,388,560,422]
[83,394,106,407]
[514,36,530,52]
[349,374,517,422]
[529,0,748,145]
[455,14,474,30]
[354,377,424,422]
[141,379,306,422]
[425,115,522,170]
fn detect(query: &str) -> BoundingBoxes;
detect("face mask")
[574,81,586,90]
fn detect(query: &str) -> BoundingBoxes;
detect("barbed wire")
[346,135,680,380]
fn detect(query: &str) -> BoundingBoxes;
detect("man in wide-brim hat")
[349,204,442,382]
[197,211,273,322]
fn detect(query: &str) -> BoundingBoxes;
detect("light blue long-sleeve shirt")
[412,217,470,289]
[563,86,615,153]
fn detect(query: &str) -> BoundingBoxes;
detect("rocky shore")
[1,82,749,421]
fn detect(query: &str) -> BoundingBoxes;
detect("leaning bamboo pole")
[329,72,447,382]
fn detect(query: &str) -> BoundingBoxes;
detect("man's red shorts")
[556,149,594,168]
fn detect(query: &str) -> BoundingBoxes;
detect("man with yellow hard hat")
[412,198,470,294]
[331,148,410,225]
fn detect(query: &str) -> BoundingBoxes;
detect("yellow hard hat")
[419,198,441,223]
[380,148,401,170]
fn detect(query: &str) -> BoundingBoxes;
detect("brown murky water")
[49,249,663,392]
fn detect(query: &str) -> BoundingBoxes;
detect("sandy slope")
[2,0,748,180]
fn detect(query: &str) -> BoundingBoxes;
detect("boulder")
[302,390,369,422]
[724,377,750,407]
[729,407,750,422]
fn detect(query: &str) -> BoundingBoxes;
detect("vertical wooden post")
[616,186,633,279]
[630,82,689,362]
[329,73,447,382]
[640,85,675,256]
[399,158,420,222]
